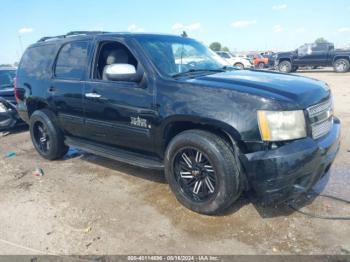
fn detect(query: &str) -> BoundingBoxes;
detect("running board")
[64,136,164,170]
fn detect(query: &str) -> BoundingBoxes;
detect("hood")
[189,70,330,108]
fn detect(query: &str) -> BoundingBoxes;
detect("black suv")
[275,42,350,73]
[16,32,340,214]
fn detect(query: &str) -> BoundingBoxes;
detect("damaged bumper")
[0,98,22,131]
[242,117,341,204]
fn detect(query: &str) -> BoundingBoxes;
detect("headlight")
[0,102,7,113]
[257,110,306,141]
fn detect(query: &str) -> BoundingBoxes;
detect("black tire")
[278,60,292,73]
[29,109,69,160]
[291,66,299,72]
[164,130,242,215]
[333,59,350,73]
[258,62,265,69]
[234,63,244,70]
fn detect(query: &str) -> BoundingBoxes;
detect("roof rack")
[37,31,108,42]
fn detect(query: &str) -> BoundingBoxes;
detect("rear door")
[295,43,328,66]
[50,39,92,137]
[309,43,328,65]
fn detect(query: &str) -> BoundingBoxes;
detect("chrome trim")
[307,98,333,139]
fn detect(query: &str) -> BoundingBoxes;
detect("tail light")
[13,77,20,102]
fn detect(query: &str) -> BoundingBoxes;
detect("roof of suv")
[36,31,185,43]
[29,31,190,49]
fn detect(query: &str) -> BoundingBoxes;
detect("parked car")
[0,67,23,131]
[260,51,276,67]
[216,51,253,69]
[275,42,350,73]
[16,32,340,214]
[247,54,269,69]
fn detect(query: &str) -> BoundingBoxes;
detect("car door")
[50,39,92,137]
[310,43,329,65]
[83,38,157,153]
[294,43,327,66]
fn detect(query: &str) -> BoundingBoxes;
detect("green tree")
[222,46,230,52]
[314,37,329,44]
[209,42,222,52]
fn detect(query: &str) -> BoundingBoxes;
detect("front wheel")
[278,60,292,73]
[291,66,299,72]
[333,59,350,73]
[165,130,242,215]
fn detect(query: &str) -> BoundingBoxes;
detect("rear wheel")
[234,63,244,70]
[258,62,265,69]
[165,130,242,215]
[30,109,68,160]
[333,59,350,73]
[278,60,292,73]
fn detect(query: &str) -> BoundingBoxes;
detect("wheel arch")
[27,98,50,118]
[332,55,350,64]
[161,116,244,155]
[277,57,292,65]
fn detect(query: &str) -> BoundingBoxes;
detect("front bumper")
[241,117,341,204]
[0,100,22,131]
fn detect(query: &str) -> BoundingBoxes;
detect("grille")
[307,99,333,118]
[311,118,333,139]
[307,98,333,139]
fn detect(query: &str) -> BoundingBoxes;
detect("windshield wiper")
[172,69,225,78]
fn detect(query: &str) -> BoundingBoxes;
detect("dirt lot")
[0,69,349,255]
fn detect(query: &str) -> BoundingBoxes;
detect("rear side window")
[19,44,56,79]
[55,41,89,80]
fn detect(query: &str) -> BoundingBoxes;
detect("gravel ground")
[0,69,349,255]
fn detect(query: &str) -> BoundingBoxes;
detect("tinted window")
[0,70,16,89]
[312,44,327,52]
[19,44,56,79]
[55,41,89,80]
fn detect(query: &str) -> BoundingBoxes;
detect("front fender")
[160,114,242,142]
[332,55,350,64]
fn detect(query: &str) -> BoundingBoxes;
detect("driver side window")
[93,41,138,81]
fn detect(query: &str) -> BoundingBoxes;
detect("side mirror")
[105,64,141,82]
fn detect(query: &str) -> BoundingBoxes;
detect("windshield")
[0,70,16,89]
[137,36,228,77]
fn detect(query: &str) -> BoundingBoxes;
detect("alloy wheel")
[174,148,217,202]
[335,60,346,72]
[33,122,50,153]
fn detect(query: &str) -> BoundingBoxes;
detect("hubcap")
[280,63,289,72]
[174,148,217,202]
[336,61,346,71]
[33,122,50,153]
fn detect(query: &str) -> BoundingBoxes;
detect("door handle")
[85,92,102,98]
[48,87,56,93]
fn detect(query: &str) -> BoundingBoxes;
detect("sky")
[1,0,350,64]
